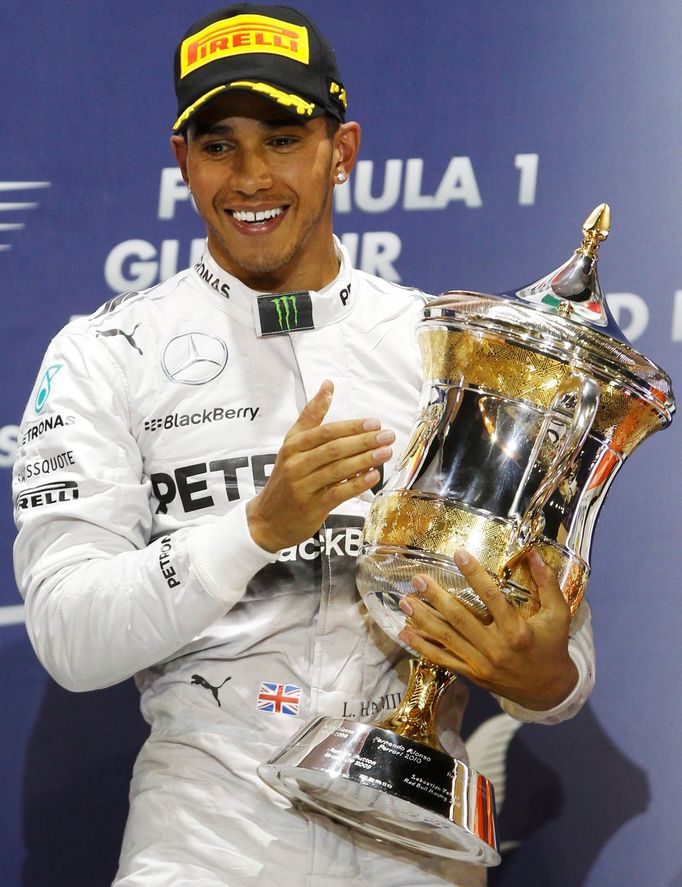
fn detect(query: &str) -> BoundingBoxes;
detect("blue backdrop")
[2,2,680,885]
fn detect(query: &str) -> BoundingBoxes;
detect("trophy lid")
[504,203,617,333]
[425,205,675,425]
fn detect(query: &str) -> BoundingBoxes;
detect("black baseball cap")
[173,4,347,132]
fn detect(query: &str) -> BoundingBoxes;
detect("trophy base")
[258,716,500,865]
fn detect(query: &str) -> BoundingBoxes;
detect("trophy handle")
[500,373,601,578]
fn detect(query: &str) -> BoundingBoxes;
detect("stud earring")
[336,171,347,183]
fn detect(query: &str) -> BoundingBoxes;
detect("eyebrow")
[192,117,307,138]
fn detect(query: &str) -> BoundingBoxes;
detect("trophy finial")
[502,202,619,332]
[579,203,611,258]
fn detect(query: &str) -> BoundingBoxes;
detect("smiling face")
[171,92,360,292]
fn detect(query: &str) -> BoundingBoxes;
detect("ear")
[332,121,361,183]
[170,134,190,185]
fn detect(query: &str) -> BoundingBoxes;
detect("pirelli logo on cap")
[180,14,310,78]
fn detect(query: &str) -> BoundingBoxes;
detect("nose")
[229,146,273,195]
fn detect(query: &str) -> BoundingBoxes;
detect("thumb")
[290,380,334,433]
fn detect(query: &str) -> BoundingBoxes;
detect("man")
[13,5,594,885]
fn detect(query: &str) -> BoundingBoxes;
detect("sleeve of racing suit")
[495,598,595,724]
[12,328,278,693]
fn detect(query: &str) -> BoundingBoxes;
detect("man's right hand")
[246,380,395,553]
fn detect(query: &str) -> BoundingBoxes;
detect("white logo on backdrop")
[0,181,51,251]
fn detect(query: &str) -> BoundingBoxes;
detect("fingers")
[398,628,470,674]
[527,549,570,617]
[452,549,512,625]
[448,548,566,622]
[299,433,395,490]
[288,380,334,433]
[285,381,394,467]
[318,465,385,511]
[291,422,394,470]
[397,550,568,663]
[247,381,396,551]
[395,550,576,707]
[276,423,393,505]
[399,573,488,649]
[397,582,488,676]
[280,383,396,494]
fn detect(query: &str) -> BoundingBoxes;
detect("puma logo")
[190,674,231,707]
[96,323,143,354]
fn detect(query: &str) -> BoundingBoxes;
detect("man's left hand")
[398,548,578,711]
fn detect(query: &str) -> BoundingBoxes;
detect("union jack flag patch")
[257,682,302,717]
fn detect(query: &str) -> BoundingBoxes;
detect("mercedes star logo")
[161,332,228,385]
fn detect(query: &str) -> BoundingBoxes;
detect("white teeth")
[232,207,284,223]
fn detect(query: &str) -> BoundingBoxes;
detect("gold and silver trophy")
[259,206,675,864]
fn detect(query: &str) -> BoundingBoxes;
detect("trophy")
[259,205,675,864]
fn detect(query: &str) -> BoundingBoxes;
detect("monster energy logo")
[272,294,299,331]
[257,290,314,337]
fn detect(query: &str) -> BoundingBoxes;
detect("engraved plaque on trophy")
[259,206,675,864]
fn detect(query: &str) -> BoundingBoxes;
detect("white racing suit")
[13,241,595,887]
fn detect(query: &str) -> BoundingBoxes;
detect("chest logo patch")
[257,291,314,336]
[257,681,302,717]
[161,332,228,385]
[190,674,231,707]
[35,364,62,414]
